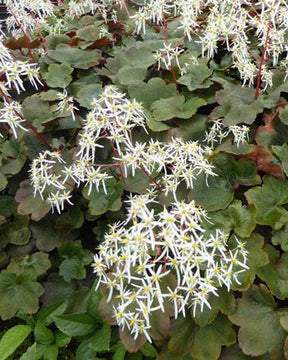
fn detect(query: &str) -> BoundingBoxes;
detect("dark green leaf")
[34,321,54,345]
[0,271,43,320]
[54,313,98,337]
[229,284,286,359]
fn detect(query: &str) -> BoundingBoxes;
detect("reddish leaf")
[239,146,283,180]
[119,328,146,353]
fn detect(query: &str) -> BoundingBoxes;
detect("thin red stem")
[0,88,52,149]
[254,20,272,100]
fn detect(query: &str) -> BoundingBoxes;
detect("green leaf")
[220,344,259,360]
[74,83,102,109]
[271,225,288,252]
[245,175,288,229]
[0,139,26,175]
[0,325,31,360]
[36,344,58,360]
[140,343,158,357]
[0,215,30,246]
[45,63,73,88]
[58,240,93,282]
[0,271,43,320]
[21,94,59,131]
[19,343,37,360]
[37,301,68,326]
[272,144,288,177]
[55,333,71,348]
[168,314,235,360]
[151,95,206,121]
[191,315,236,360]
[178,59,213,91]
[194,288,235,327]
[211,85,263,126]
[76,338,95,360]
[117,65,147,85]
[34,321,54,345]
[82,177,123,216]
[257,245,288,299]
[54,313,98,336]
[230,233,269,291]
[204,201,256,238]
[7,252,51,278]
[76,23,105,42]
[15,180,51,222]
[190,173,233,211]
[128,78,177,108]
[212,154,261,187]
[229,284,286,359]
[0,195,17,218]
[279,105,288,125]
[112,342,126,360]
[41,274,76,306]
[90,323,111,352]
[48,44,102,69]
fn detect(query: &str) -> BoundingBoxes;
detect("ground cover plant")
[1,0,288,359]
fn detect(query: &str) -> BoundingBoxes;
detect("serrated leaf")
[37,301,68,326]
[36,344,58,360]
[140,343,158,357]
[194,288,235,327]
[55,333,71,348]
[34,321,54,345]
[58,240,93,282]
[0,215,30,246]
[117,65,147,85]
[54,313,97,336]
[19,343,37,360]
[229,284,286,359]
[204,201,256,238]
[272,225,288,252]
[151,95,206,121]
[90,323,111,352]
[41,274,76,306]
[220,344,259,360]
[191,315,236,360]
[82,177,123,216]
[45,63,73,88]
[178,59,213,91]
[7,252,51,278]
[257,244,288,299]
[74,83,102,109]
[211,85,263,126]
[0,325,31,360]
[272,144,288,177]
[76,338,95,360]
[48,44,102,69]
[128,78,177,108]
[0,271,43,320]
[15,180,51,222]
[190,173,233,211]
[168,314,235,360]
[245,175,288,229]
[112,342,126,360]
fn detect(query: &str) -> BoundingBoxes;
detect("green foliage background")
[1,5,288,360]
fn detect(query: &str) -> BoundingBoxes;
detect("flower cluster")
[131,0,288,89]
[204,119,249,148]
[29,86,222,212]
[92,193,248,341]
[28,86,249,337]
